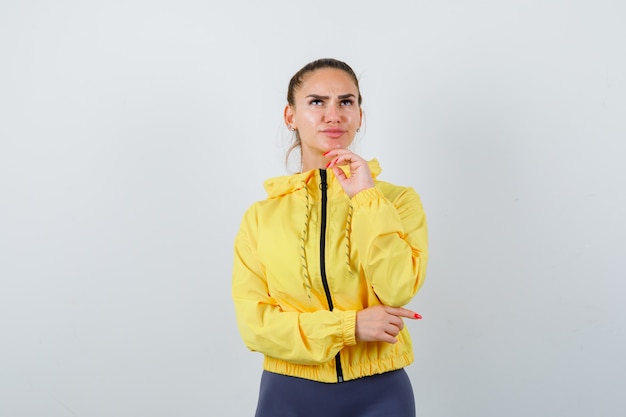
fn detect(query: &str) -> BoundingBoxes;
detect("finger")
[385,323,400,337]
[338,155,360,167]
[377,328,398,343]
[384,306,411,316]
[325,150,364,167]
[323,148,351,159]
[388,315,405,331]
[327,154,352,168]
[326,155,351,169]
[333,167,348,177]
[385,306,422,320]
[331,166,348,182]
[392,316,404,330]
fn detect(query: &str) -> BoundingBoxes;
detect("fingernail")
[325,161,331,168]
[334,158,339,164]
[414,313,422,319]
[323,150,331,156]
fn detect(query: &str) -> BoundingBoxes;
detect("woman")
[232,58,428,417]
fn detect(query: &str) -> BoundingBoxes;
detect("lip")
[321,128,346,138]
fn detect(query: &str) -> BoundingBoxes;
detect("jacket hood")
[263,159,383,198]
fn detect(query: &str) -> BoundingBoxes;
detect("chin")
[326,138,353,149]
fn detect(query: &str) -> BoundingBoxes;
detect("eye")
[340,99,355,106]
[309,99,323,106]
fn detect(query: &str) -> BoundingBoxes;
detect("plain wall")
[1,1,625,416]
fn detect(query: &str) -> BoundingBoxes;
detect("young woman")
[232,58,428,417]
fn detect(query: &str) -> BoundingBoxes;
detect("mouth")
[321,128,346,138]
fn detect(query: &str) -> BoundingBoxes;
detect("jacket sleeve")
[232,205,357,365]
[350,185,428,307]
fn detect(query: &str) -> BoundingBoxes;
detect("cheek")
[347,110,361,123]
[299,112,318,126]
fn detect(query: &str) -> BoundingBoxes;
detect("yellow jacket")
[232,160,428,383]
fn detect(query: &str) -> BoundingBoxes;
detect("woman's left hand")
[325,149,374,198]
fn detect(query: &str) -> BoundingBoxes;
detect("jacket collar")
[263,159,382,198]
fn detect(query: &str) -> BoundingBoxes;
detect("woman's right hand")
[355,305,421,344]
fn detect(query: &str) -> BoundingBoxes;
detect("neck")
[301,153,328,172]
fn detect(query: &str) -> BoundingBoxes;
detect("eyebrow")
[306,93,357,100]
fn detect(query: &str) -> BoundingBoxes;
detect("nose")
[324,104,341,124]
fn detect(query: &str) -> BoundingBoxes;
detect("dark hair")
[286,58,363,168]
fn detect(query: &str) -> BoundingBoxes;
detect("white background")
[1,1,625,416]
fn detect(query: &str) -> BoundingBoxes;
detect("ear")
[359,108,364,129]
[284,105,295,128]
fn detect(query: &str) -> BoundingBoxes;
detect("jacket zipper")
[319,169,344,383]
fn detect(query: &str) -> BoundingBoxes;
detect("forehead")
[296,68,359,96]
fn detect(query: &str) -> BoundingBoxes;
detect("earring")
[356,127,361,133]
[288,125,296,131]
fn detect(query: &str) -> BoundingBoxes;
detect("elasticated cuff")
[342,310,357,346]
[351,186,384,207]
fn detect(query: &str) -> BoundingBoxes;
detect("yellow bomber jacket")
[232,160,428,383]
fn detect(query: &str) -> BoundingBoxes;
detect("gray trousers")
[255,368,416,417]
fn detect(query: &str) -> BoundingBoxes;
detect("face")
[285,68,362,162]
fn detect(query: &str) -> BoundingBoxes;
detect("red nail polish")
[414,313,422,319]
[323,150,330,156]
[325,161,331,168]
